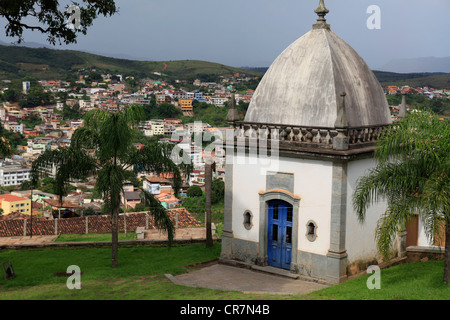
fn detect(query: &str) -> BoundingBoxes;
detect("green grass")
[0,243,283,300]
[54,232,137,242]
[307,260,450,300]
[0,244,449,300]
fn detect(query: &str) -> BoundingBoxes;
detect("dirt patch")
[181,258,219,271]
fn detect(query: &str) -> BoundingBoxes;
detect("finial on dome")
[313,0,330,30]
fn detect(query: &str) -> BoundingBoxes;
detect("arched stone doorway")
[258,190,300,271]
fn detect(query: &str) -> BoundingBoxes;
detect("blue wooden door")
[267,200,293,270]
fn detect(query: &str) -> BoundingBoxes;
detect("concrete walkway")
[167,262,329,295]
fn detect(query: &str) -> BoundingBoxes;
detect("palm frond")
[141,189,175,245]
[31,147,96,204]
[353,110,449,261]
[135,142,183,195]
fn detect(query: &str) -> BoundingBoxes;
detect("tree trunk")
[443,217,450,284]
[111,207,119,268]
[205,163,213,248]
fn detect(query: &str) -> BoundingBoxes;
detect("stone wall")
[406,246,445,263]
[0,208,200,237]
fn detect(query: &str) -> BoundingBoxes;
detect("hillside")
[0,45,263,82]
[1,44,448,89]
[242,68,450,89]
[375,72,450,89]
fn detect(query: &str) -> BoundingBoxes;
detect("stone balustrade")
[233,121,388,150]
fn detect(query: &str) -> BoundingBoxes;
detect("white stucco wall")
[417,217,435,247]
[345,158,388,263]
[231,153,333,256]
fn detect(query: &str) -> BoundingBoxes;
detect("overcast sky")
[2,0,449,70]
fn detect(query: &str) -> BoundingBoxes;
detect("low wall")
[0,209,200,237]
[406,246,445,262]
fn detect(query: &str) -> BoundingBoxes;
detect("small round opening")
[243,210,253,230]
[306,220,317,242]
[308,223,315,235]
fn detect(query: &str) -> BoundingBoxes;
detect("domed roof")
[244,1,391,128]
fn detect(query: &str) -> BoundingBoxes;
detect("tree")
[83,207,98,216]
[0,123,23,155]
[205,163,213,248]
[32,105,183,267]
[19,85,52,108]
[353,111,450,283]
[0,135,12,158]
[157,103,182,119]
[211,178,225,204]
[187,185,203,198]
[0,0,117,45]
[20,180,35,191]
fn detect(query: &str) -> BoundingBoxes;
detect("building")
[0,194,32,215]
[143,176,173,195]
[3,122,23,134]
[156,94,169,105]
[151,120,165,136]
[179,99,193,112]
[221,1,395,284]
[194,92,205,102]
[0,163,32,187]
[154,192,180,209]
[22,81,30,94]
[122,191,141,210]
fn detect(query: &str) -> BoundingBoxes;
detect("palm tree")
[353,110,450,283]
[205,162,213,248]
[0,136,12,158]
[32,105,184,267]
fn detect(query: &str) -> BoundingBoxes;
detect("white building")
[151,120,165,136]
[3,122,23,135]
[0,163,32,187]
[220,2,398,285]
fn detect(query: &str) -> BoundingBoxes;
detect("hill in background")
[1,44,449,89]
[242,67,450,89]
[375,71,450,89]
[0,44,262,82]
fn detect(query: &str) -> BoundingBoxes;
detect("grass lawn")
[307,260,450,300]
[0,243,449,300]
[0,243,283,300]
[54,232,137,242]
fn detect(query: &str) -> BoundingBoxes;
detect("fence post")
[54,219,58,235]
[23,219,27,236]
[145,214,149,230]
[85,216,89,234]
[124,214,127,237]
[176,212,179,228]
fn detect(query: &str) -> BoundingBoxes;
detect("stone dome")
[244,2,391,128]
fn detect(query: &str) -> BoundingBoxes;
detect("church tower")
[220,0,393,284]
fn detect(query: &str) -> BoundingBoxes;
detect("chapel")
[220,0,395,284]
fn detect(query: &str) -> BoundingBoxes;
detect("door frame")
[258,190,300,271]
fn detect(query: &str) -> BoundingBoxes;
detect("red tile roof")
[0,194,29,202]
